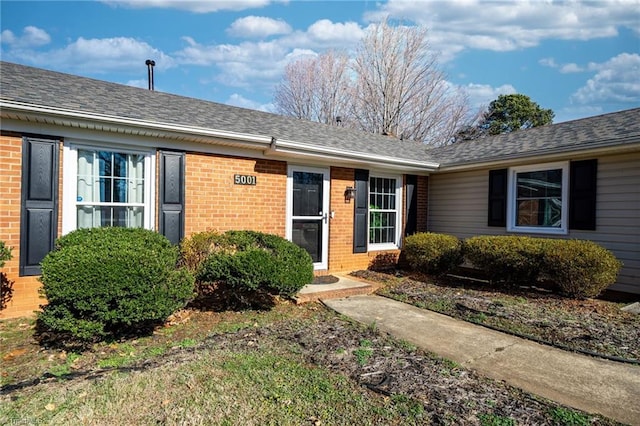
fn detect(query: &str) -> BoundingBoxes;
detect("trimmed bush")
[179,230,227,274]
[463,236,546,285]
[38,228,195,343]
[196,230,314,298]
[0,240,11,268]
[403,232,463,275]
[543,239,621,298]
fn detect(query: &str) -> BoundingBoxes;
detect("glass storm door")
[287,166,330,270]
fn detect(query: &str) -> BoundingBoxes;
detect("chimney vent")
[145,59,156,91]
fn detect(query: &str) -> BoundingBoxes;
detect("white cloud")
[559,63,584,73]
[227,16,292,38]
[225,93,273,112]
[103,0,274,13]
[1,26,51,48]
[571,53,640,105]
[176,37,292,92]
[307,19,365,44]
[126,79,149,89]
[539,57,558,68]
[365,0,639,61]
[540,57,584,73]
[174,18,365,91]
[464,83,517,110]
[5,36,174,74]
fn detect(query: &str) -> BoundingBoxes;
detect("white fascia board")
[0,100,273,146]
[438,140,640,172]
[273,139,440,171]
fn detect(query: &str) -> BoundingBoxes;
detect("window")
[507,162,568,234]
[63,144,154,234]
[369,175,401,249]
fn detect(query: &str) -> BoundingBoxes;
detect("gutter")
[438,138,640,172]
[272,138,440,171]
[2,99,440,172]
[0,99,274,146]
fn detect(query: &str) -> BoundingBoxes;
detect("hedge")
[463,236,546,286]
[462,235,621,298]
[194,230,314,299]
[403,232,463,275]
[38,228,195,343]
[543,239,622,298]
[0,240,11,268]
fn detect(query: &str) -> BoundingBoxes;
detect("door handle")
[322,212,328,224]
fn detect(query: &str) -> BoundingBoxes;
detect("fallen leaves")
[2,348,27,361]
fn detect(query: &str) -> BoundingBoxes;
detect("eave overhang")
[0,99,439,173]
[437,138,640,172]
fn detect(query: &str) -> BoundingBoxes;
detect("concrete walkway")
[323,294,640,426]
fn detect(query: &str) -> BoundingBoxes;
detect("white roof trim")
[1,99,274,146]
[273,139,440,170]
[1,99,441,171]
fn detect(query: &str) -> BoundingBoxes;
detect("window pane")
[113,178,127,202]
[98,151,111,177]
[76,148,146,230]
[515,168,563,229]
[292,172,322,216]
[368,177,398,244]
[292,220,322,262]
[113,153,127,177]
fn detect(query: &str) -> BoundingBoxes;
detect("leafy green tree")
[481,94,554,135]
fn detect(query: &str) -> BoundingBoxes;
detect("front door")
[286,166,330,270]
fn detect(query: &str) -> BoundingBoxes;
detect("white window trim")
[62,141,156,235]
[507,161,568,235]
[368,173,403,251]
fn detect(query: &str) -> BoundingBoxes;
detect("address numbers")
[234,174,257,185]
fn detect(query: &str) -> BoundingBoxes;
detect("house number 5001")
[234,174,257,185]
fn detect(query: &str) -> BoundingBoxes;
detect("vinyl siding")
[428,151,640,294]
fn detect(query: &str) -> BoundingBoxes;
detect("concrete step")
[295,278,375,304]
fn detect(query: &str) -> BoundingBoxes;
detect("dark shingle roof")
[0,61,434,165]
[429,107,640,167]
[2,61,638,169]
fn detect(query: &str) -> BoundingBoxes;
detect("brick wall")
[327,167,402,272]
[0,135,63,319]
[1,143,430,318]
[184,153,287,237]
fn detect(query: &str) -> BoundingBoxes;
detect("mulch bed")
[353,270,640,363]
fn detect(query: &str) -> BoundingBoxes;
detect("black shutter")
[405,174,418,236]
[488,169,508,227]
[159,150,185,245]
[20,137,59,276]
[569,159,597,230]
[353,169,369,253]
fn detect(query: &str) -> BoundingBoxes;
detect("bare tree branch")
[273,20,471,145]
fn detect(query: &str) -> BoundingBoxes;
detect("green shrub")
[38,227,195,343]
[463,236,546,285]
[196,230,313,298]
[178,230,227,274]
[0,240,11,268]
[543,239,621,298]
[403,232,463,275]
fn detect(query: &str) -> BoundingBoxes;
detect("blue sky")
[1,0,638,123]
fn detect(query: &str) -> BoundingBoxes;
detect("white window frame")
[507,161,569,235]
[62,141,155,235]
[368,173,403,251]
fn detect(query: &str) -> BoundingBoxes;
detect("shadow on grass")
[187,281,277,312]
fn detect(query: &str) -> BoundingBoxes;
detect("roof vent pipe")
[145,59,155,91]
